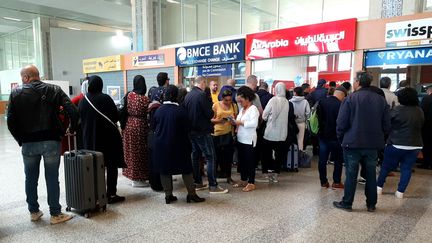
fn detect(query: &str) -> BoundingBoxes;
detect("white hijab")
[271,82,287,116]
[81,80,89,95]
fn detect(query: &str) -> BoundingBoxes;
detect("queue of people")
[7,64,432,226]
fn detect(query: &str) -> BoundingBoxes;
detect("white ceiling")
[0,0,132,35]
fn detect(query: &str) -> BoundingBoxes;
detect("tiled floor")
[1,117,432,243]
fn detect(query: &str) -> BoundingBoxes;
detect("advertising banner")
[385,18,432,43]
[365,47,432,67]
[245,19,357,60]
[83,55,124,74]
[176,39,245,66]
[132,54,165,67]
[107,86,121,103]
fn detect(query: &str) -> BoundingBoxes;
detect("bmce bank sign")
[175,39,245,67]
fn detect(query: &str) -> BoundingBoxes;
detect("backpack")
[308,101,319,135]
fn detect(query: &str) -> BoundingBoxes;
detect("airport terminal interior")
[2,0,432,242]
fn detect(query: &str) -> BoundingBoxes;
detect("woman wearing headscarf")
[71,79,89,106]
[79,75,126,204]
[261,82,289,183]
[211,89,237,184]
[122,75,151,187]
[153,85,205,204]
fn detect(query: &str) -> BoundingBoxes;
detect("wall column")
[131,0,155,51]
[32,16,52,79]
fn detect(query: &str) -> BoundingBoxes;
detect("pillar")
[131,0,155,51]
[32,16,52,79]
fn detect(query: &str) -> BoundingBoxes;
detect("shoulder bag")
[84,95,121,135]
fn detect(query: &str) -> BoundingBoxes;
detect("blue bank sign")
[176,39,245,66]
[365,47,432,67]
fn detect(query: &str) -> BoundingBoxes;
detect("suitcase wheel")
[84,212,91,218]
[66,207,71,212]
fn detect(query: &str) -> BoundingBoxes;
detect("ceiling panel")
[0,0,131,35]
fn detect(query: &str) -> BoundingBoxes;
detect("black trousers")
[160,173,196,197]
[106,165,118,197]
[213,135,234,178]
[237,142,256,184]
[262,139,287,174]
[423,142,432,168]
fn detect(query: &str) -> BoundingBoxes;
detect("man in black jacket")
[317,86,347,189]
[7,65,78,224]
[184,76,228,194]
[421,85,432,169]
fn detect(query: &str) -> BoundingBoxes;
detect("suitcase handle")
[66,132,77,152]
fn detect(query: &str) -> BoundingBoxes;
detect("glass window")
[12,33,20,69]
[18,29,28,67]
[322,0,369,21]
[211,0,240,38]
[184,0,209,42]
[242,0,278,34]
[318,55,327,72]
[337,52,352,71]
[425,0,432,11]
[161,0,182,45]
[5,36,12,70]
[279,0,323,28]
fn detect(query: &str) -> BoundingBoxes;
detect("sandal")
[233,181,247,188]
[242,183,256,192]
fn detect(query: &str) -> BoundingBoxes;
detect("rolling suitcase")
[64,135,107,218]
[285,144,299,170]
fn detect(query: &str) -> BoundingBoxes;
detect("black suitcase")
[63,135,107,218]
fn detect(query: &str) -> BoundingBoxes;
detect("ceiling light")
[167,0,180,4]
[116,30,124,36]
[67,27,81,31]
[3,17,21,22]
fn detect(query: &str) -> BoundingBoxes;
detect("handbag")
[84,95,121,135]
[119,92,130,130]
[216,133,234,147]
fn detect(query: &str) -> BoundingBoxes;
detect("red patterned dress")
[122,92,150,181]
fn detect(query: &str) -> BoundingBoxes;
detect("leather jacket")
[387,105,424,147]
[7,80,78,145]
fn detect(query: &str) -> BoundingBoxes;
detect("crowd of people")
[6,64,432,225]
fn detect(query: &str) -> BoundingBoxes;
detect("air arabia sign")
[246,18,357,60]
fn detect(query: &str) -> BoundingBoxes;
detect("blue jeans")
[190,134,217,188]
[377,145,419,193]
[318,139,343,185]
[342,148,378,208]
[22,141,62,216]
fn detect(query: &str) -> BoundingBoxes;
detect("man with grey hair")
[184,76,229,194]
[256,82,273,110]
[246,75,263,114]
[380,77,399,109]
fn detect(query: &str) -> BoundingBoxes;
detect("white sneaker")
[395,191,404,199]
[132,180,150,187]
[270,174,279,183]
[30,211,43,222]
[377,186,383,195]
[209,186,229,194]
[50,213,73,225]
[255,175,270,183]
